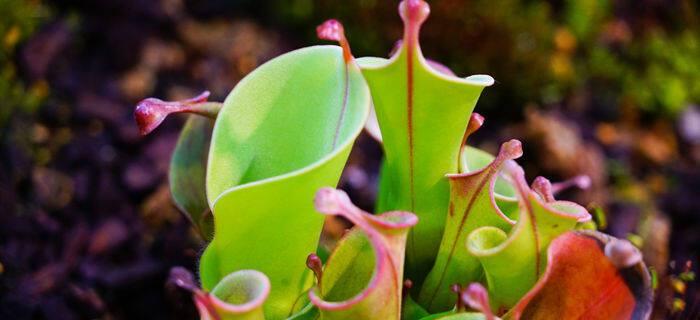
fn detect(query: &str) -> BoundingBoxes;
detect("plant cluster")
[135,1,653,319]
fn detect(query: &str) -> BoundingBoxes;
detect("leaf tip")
[605,239,643,268]
[306,253,324,287]
[317,19,353,62]
[498,139,523,161]
[169,266,200,293]
[403,279,414,298]
[317,19,343,42]
[399,0,430,30]
[463,112,485,141]
[551,174,592,194]
[572,175,592,189]
[134,91,214,136]
[531,176,555,202]
[461,283,495,320]
[134,97,168,136]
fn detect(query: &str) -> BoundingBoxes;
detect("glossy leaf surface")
[508,231,653,320]
[309,188,417,319]
[419,140,521,312]
[357,0,494,279]
[458,146,519,220]
[466,164,591,311]
[200,45,371,319]
[169,115,214,240]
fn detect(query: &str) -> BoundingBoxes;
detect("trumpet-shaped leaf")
[170,267,269,320]
[466,164,591,311]
[309,188,417,319]
[457,115,520,221]
[507,231,653,319]
[419,140,522,312]
[355,0,494,278]
[459,146,520,221]
[199,45,371,319]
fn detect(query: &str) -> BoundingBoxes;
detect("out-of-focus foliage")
[239,0,700,117]
[0,0,50,129]
[621,31,700,115]
[562,0,700,116]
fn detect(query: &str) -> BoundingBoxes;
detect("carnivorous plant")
[135,1,653,319]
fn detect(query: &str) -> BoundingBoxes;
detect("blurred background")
[0,0,698,319]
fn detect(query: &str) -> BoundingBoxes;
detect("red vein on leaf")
[407,46,416,212]
[399,0,429,262]
[426,140,522,309]
[332,64,350,149]
[527,196,541,278]
[426,170,492,309]
[317,19,353,149]
[510,164,542,278]
[404,33,416,213]
[459,113,485,168]
[317,20,352,63]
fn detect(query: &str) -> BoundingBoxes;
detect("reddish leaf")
[508,231,653,320]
